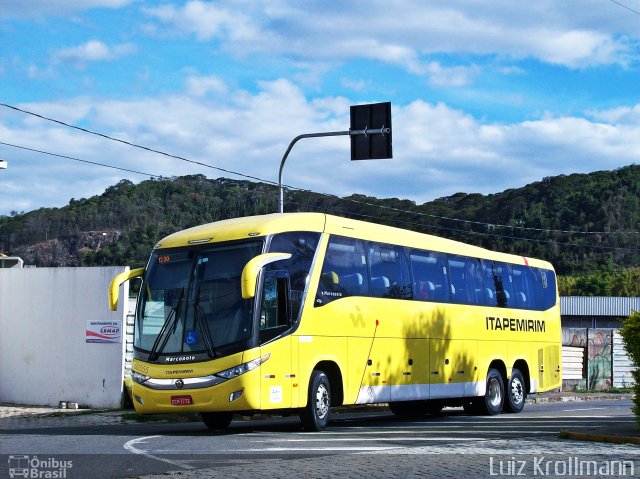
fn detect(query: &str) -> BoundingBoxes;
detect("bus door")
[258,271,294,409]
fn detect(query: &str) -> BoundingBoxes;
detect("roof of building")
[561,296,640,317]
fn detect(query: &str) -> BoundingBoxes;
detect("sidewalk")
[1,392,637,444]
[529,391,640,445]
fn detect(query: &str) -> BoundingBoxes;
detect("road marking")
[562,407,607,412]
[279,429,559,437]
[123,435,195,470]
[232,447,401,452]
[276,437,485,442]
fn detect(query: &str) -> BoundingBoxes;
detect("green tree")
[620,311,640,425]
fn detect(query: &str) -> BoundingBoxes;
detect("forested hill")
[1,165,639,295]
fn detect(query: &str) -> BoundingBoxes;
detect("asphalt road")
[1,399,638,479]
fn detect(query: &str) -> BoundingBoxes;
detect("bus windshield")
[135,241,263,359]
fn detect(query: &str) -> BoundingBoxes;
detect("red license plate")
[171,395,193,406]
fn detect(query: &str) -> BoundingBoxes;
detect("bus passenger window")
[368,243,412,299]
[482,260,497,306]
[448,256,482,305]
[484,261,514,308]
[512,265,538,309]
[315,236,368,307]
[410,250,449,302]
[537,268,557,310]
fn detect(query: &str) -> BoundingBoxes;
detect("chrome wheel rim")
[315,383,330,419]
[488,377,502,408]
[510,377,524,405]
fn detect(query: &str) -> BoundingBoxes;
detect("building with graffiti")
[561,296,639,391]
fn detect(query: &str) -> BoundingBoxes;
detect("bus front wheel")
[301,370,331,432]
[201,411,233,430]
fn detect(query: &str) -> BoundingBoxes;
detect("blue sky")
[1,0,639,216]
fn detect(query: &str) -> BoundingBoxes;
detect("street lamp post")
[0,160,7,169]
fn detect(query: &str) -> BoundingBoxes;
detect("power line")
[607,0,640,16]
[3,137,639,253]
[287,198,640,253]
[2,102,639,239]
[0,141,163,178]
[0,102,276,186]
[336,194,640,235]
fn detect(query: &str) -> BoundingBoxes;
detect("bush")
[620,311,640,425]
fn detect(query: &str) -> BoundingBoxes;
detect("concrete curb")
[559,430,640,445]
[526,393,633,404]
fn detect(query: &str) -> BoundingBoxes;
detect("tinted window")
[410,250,450,302]
[315,236,368,306]
[537,268,557,310]
[482,261,515,307]
[511,265,538,309]
[448,255,483,305]
[268,232,321,320]
[368,243,412,299]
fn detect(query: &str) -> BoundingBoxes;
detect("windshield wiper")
[194,301,217,359]
[148,288,185,361]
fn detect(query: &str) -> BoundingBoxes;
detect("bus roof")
[155,212,553,270]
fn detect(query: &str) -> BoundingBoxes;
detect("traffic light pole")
[278,127,390,213]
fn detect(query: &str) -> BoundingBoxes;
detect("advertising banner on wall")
[86,320,122,343]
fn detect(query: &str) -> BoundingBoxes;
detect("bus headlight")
[131,371,150,385]
[216,354,270,380]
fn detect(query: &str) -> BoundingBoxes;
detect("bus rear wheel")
[201,411,233,430]
[301,370,331,431]
[469,368,504,415]
[504,368,526,413]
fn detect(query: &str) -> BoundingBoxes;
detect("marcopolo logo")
[8,455,73,478]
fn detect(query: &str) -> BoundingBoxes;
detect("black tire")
[504,368,526,413]
[301,370,331,431]
[201,411,233,430]
[470,368,505,416]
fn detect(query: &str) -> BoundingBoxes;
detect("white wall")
[0,267,129,408]
[613,330,636,388]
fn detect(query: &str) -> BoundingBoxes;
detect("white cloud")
[53,40,136,65]
[143,1,260,42]
[141,1,638,72]
[425,62,480,87]
[2,84,640,215]
[185,75,228,97]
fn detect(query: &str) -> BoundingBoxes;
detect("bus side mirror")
[109,267,145,311]
[241,253,292,299]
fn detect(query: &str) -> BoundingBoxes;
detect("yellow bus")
[109,212,561,431]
